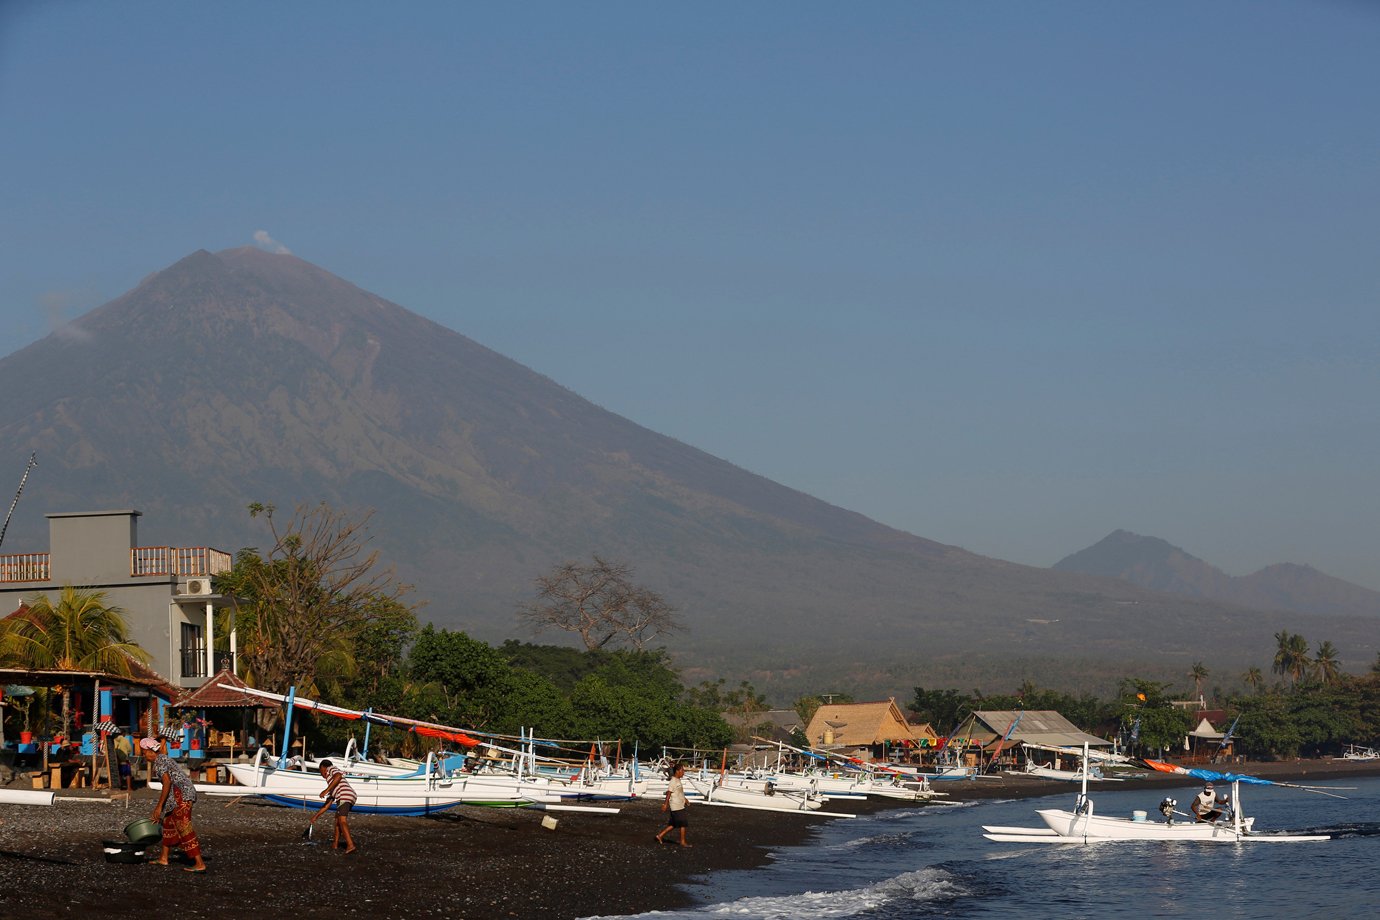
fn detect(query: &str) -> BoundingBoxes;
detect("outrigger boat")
[205,685,622,815]
[1335,744,1379,762]
[983,744,1332,844]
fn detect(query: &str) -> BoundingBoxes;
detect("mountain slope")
[1054,531,1380,619]
[0,250,1373,693]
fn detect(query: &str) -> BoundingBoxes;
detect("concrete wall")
[0,510,232,688]
[48,510,140,584]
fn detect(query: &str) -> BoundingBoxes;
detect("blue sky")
[2,1,1377,588]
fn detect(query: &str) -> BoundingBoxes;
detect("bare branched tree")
[519,554,681,651]
[225,502,414,698]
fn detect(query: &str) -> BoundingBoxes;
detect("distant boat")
[1335,744,1379,762]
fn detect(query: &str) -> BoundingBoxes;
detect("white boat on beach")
[1335,744,1379,762]
[221,751,558,814]
[1008,761,1124,783]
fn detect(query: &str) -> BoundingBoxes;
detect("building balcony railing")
[180,646,208,679]
[0,553,50,583]
[131,546,234,578]
[179,648,235,681]
[0,546,232,583]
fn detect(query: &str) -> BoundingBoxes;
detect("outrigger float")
[984,744,1334,844]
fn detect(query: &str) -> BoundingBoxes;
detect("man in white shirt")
[1191,782,1228,822]
[655,762,691,847]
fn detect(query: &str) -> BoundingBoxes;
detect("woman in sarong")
[139,737,207,872]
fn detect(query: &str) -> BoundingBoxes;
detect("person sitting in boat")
[1190,782,1229,822]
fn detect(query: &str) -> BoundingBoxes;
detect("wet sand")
[2,758,1376,919]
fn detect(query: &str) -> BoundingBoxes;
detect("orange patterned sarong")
[161,793,201,859]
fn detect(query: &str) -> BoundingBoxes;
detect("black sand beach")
[3,759,1376,920]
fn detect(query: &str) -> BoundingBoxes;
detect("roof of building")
[804,698,934,747]
[0,665,178,702]
[970,710,1111,748]
[172,666,275,709]
[724,708,803,742]
[1189,717,1224,739]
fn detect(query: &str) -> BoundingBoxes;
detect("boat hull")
[982,809,1327,843]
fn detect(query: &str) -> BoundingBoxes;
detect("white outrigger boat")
[984,744,1331,844]
[209,685,622,816]
[684,771,854,817]
[1335,744,1379,762]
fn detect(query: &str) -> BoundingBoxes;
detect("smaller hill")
[1054,531,1380,619]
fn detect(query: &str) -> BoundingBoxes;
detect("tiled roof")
[172,666,275,709]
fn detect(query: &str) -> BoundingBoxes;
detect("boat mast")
[1075,741,1091,817]
[0,452,37,551]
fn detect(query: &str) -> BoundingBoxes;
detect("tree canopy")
[222,502,416,700]
[518,555,681,651]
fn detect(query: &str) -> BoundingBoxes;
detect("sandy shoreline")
[3,758,1377,919]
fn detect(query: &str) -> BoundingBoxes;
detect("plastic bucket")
[125,817,162,845]
[1131,810,1148,822]
[19,731,33,744]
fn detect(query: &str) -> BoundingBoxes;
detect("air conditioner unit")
[179,577,214,596]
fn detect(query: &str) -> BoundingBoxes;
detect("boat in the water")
[983,744,1331,844]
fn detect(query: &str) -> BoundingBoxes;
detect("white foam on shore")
[580,866,967,919]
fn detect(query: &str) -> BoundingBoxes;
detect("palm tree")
[1314,641,1341,686]
[1242,666,1263,695]
[0,586,150,740]
[1189,662,1209,703]
[1273,631,1311,687]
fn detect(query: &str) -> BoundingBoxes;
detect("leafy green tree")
[1232,694,1303,758]
[0,586,150,741]
[408,626,525,730]
[499,640,605,691]
[1115,679,1192,756]
[793,695,822,729]
[225,503,414,702]
[910,686,975,732]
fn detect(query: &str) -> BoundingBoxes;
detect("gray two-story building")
[0,510,237,689]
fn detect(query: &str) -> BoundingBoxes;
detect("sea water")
[588,776,1380,919]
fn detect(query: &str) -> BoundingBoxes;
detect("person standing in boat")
[655,762,691,847]
[140,736,207,872]
[1190,782,1229,822]
[311,759,358,854]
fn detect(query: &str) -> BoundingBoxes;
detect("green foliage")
[498,640,604,691]
[1115,679,1192,756]
[910,686,975,731]
[793,695,822,729]
[398,629,729,749]
[225,502,414,700]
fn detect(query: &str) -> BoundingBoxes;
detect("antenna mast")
[0,452,37,551]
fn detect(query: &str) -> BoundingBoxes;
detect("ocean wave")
[582,867,968,920]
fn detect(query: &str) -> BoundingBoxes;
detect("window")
[180,622,206,679]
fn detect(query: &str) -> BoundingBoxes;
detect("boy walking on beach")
[311,759,358,854]
[656,762,690,847]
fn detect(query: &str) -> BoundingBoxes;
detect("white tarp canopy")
[1188,717,1223,739]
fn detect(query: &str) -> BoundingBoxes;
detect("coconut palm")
[1189,662,1209,703]
[1314,641,1341,686]
[0,586,150,740]
[1242,666,1264,695]
[1272,631,1311,687]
